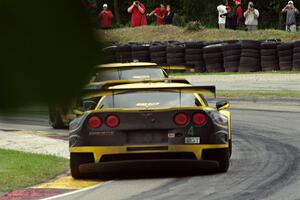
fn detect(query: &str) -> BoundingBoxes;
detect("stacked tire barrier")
[131,43,150,62]
[277,43,293,71]
[293,41,300,70]
[185,41,205,72]
[102,39,300,72]
[223,42,241,72]
[260,41,279,71]
[149,42,167,66]
[203,44,224,72]
[166,42,185,66]
[117,44,132,62]
[239,40,261,72]
[102,45,118,63]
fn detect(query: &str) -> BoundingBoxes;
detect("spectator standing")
[234,0,244,29]
[164,5,173,24]
[225,0,235,29]
[244,2,259,31]
[98,4,113,29]
[217,1,227,29]
[282,1,299,32]
[128,1,147,27]
[147,4,166,25]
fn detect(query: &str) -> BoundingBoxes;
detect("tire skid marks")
[227,126,300,200]
[127,124,300,200]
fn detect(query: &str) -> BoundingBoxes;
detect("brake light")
[192,113,207,126]
[174,113,189,126]
[87,116,102,129]
[106,115,120,128]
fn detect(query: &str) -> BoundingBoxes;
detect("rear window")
[95,67,166,82]
[98,91,200,109]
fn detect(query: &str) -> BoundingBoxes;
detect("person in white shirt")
[217,1,227,29]
[244,1,259,31]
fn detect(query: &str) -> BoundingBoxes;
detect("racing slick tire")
[202,148,230,173]
[70,153,96,179]
[229,139,232,158]
[49,106,65,129]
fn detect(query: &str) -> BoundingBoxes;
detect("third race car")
[49,62,172,129]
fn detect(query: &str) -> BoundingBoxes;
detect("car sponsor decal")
[132,75,150,79]
[188,126,194,137]
[136,102,160,107]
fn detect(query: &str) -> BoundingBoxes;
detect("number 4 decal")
[188,126,194,137]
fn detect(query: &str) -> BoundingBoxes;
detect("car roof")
[109,82,192,89]
[96,62,158,69]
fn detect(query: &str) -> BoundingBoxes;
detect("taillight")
[87,116,102,129]
[174,113,189,126]
[192,113,207,126]
[106,115,120,128]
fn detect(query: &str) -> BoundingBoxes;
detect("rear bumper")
[79,159,219,174]
[70,144,228,163]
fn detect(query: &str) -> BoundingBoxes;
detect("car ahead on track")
[49,62,170,129]
[69,82,231,178]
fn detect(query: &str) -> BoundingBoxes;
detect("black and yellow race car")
[69,82,231,178]
[49,62,172,129]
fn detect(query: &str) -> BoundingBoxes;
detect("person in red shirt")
[147,4,167,25]
[128,1,147,27]
[234,0,244,29]
[98,4,113,29]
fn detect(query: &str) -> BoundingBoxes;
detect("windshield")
[98,91,200,109]
[94,67,166,82]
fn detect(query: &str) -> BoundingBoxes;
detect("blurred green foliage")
[0,0,101,109]
[185,21,205,31]
[173,13,188,27]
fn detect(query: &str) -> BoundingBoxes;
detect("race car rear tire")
[229,139,232,158]
[70,153,96,179]
[216,148,229,172]
[49,106,65,129]
[202,148,230,173]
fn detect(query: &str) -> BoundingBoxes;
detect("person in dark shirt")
[233,0,244,29]
[164,5,173,24]
[225,0,234,29]
[282,1,299,32]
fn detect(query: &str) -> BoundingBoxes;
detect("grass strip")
[171,71,300,76]
[0,148,68,192]
[217,90,300,98]
[98,25,300,43]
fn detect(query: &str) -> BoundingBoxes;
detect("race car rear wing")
[83,78,191,92]
[102,85,216,98]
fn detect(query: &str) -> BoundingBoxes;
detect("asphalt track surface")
[1,107,300,200]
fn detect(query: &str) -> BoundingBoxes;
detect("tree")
[113,0,121,24]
